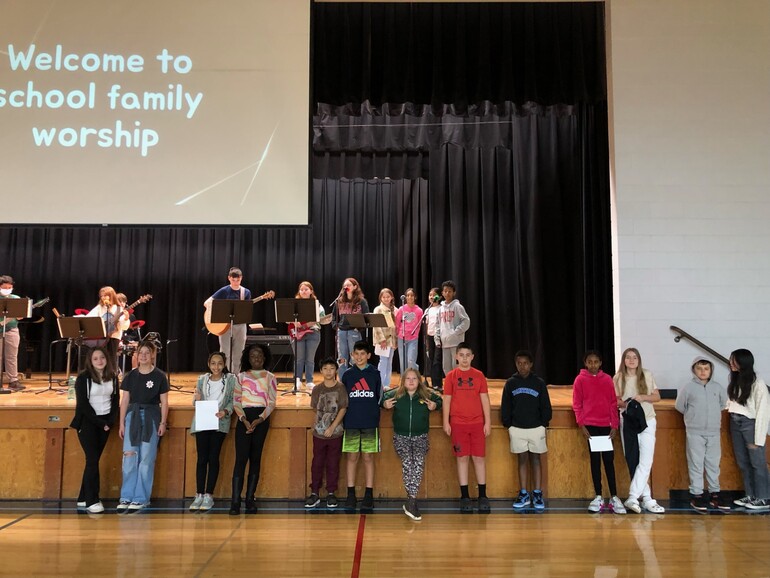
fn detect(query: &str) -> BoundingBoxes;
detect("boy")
[341,341,383,510]
[501,350,552,510]
[675,356,729,511]
[306,358,348,509]
[442,342,491,513]
[204,267,251,374]
[434,280,470,376]
[0,275,23,393]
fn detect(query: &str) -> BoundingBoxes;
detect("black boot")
[245,475,259,514]
[229,476,243,516]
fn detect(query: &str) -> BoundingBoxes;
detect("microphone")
[400,294,406,304]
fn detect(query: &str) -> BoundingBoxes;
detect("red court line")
[351,514,366,578]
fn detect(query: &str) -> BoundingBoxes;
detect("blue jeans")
[120,409,160,505]
[398,338,419,375]
[295,331,321,383]
[378,348,394,389]
[730,414,769,499]
[337,329,361,381]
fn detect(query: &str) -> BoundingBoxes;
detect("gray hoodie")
[435,299,470,348]
[675,356,727,436]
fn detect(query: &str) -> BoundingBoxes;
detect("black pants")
[77,419,111,507]
[426,336,444,389]
[195,430,227,494]
[233,407,270,482]
[586,425,616,496]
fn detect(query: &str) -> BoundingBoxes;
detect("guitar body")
[205,291,275,336]
[288,313,333,340]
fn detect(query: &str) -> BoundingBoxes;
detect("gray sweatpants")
[685,432,721,495]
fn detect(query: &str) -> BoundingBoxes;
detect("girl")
[117,340,170,512]
[424,287,443,391]
[189,351,236,511]
[288,281,325,384]
[373,288,397,389]
[70,346,119,514]
[614,347,665,514]
[382,368,442,521]
[727,349,770,510]
[230,343,277,515]
[331,277,369,380]
[87,286,130,362]
[572,351,625,514]
[395,288,423,378]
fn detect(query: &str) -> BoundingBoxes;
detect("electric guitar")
[124,294,152,312]
[0,297,50,327]
[204,290,275,336]
[288,313,333,340]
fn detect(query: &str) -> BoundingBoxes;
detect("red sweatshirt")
[572,369,619,429]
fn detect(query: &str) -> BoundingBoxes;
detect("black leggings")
[233,407,270,481]
[586,425,617,496]
[195,430,226,494]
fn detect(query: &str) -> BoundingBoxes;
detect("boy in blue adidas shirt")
[341,340,383,510]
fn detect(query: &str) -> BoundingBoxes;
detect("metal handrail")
[669,325,729,366]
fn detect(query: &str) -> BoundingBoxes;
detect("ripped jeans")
[120,409,160,505]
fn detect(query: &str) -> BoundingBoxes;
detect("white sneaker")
[76,501,86,508]
[116,500,131,513]
[200,494,214,511]
[610,496,626,514]
[86,502,104,514]
[734,495,752,508]
[642,499,665,514]
[624,497,642,513]
[588,495,604,512]
[189,494,204,510]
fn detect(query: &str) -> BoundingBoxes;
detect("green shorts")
[342,428,380,453]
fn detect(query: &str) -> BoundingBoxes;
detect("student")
[70,346,119,514]
[288,281,325,384]
[341,340,382,510]
[395,288,423,377]
[501,350,552,510]
[305,357,348,509]
[424,287,444,391]
[189,352,235,512]
[204,267,251,374]
[442,342,491,513]
[87,285,130,363]
[434,280,470,376]
[675,356,729,511]
[726,348,770,510]
[0,275,23,392]
[230,344,277,515]
[573,351,625,514]
[614,348,665,514]
[117,340,170,513]
[331,278,369,380]
[373,288,397,389]
[382,367,442,521]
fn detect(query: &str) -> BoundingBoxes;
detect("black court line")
[0,513,32,531]
[193,518,245,578]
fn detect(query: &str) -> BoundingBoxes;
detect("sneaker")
[710,492,731,511]
[610,496,626,514]
[478,496,491,513]
[588,495,604,513]
[690,494,709,512]
[326,493,338,508]
[127,502,145,512]
[8,381,25,391]
[642,499,665,514]
[403,498,422,521]
[745,498,770,511]
[513,490,531,510]
[624,497,642,513]
[116,499,131,513]
[189,494,204,511]
[460,497,473,513]
[532,490,545,510]
[200,494,214,511]
[734,495,752,508]
[361,493,374,509]
[86,502,104,514]
[344,494,357,510]
[76,501,86,508]
[305,493,321,508]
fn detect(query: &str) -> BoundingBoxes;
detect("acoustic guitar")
[204,290,275,336]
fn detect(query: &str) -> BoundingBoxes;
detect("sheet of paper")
[588,435,614,453]
[374,344,392,357]
[195,400,220,431]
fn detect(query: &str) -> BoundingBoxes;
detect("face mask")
[0,288,12,296]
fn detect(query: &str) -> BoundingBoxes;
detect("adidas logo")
[350,379,375,398]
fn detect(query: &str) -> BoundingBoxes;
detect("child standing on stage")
[442,342,491,513]
[189,351,235,512]
[572,351,625,514]
[425,287,443,391]
[289,281,325,385]
[501,350,552,510]
[341,341,383,511]
[331,278,369,380]
[373,288,397,390]
[305,358,348,509]
[395,288,423,377]
[435,280,470,376]
[382,368,442,521]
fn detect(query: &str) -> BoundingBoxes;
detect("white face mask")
[0,288,12,297]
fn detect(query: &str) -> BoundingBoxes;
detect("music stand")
[36,316,105,395]
[210,299,253,374]
[275,298,318,396]
[0,297,31,394]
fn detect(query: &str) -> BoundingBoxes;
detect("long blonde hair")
[392,368,433,402]
[614,347,648,396]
